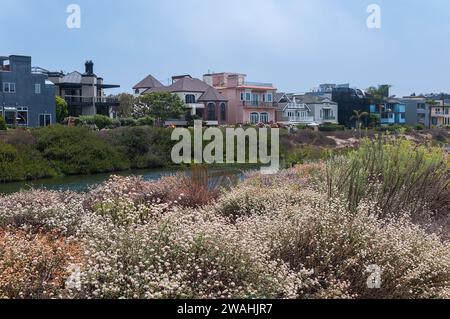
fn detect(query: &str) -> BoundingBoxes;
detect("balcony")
[286,116,315,123]
[243,81,274,88]
[64,95,119,106]
[242,101,276,109]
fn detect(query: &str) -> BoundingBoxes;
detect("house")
[429,99,450,127]
[400,96,430,128]
[331,85,372,127]
[132,74,163,95]
[370,99,407,125]
[135,74,228,126]
[276,93,339,125]
[47,61,120,117]
[204,73,277,125]
[0,55,56,127]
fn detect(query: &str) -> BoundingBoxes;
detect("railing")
[243,81,273,88]
[242,101,276,108]
[287,116,314,123]
[64,95,119,104]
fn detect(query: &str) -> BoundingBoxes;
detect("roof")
[60,71,82,84]
[145,77,211,94]
[198,86,227,102]
[142,77,227,102]
[133,74,164,89]
[293,94,336,104]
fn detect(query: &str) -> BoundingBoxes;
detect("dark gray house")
[47,61,120,117]
[0,55,56,127]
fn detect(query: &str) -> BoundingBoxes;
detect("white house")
[277,93,338,125]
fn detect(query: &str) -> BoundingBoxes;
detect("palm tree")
[350,110,369,139]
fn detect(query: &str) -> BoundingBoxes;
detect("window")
[245,92,251,102]
[39,114,52,127]
[207,103,216,121]
[35,83,41,94]
[220,103,227,122]
[240,93,245,101]
[252,93,259,106]
[17,107,28,126]
[185,94,196,104]
[260,112,269,123]
[267,93,273,103]
[3,82,16,93]
[250,112,259,124]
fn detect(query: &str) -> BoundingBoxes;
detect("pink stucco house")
[203,73,277,125]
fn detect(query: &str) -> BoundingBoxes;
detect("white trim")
[3,82,16,93]
[35,83,41,94]
[39,113,52,127]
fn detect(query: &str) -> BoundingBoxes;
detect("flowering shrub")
[0,139,449,299]
[0,229,82,299]
[0,190,85,235]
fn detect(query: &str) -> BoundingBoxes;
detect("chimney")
[85,60,94,75]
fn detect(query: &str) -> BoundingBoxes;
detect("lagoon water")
[0,167,251,195]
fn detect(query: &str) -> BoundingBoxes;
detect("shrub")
[105,126,173,168]
[137,116,154,127]
[0,229,82,299]
[416,124,425,131]
[0,190,86,235]
[77,115,114,130]
[326,138,450,220]
[0,115,6,131]
[118,117,138,127]
[34,125,130,175]
[319,124,345,132]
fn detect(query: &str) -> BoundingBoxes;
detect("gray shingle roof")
[133,74,164,89]
[198,86,227,102]
[60,71,82,84]
[143,77,226,101]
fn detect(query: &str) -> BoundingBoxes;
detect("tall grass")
[326,138,449,220]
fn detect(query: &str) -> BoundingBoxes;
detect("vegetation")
[137,92,185,127]
[55,96,69,123]
[0,138,449,299]
[318,124,345,132]
[0,116,6,131]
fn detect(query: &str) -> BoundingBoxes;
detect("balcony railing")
[242,101,276,108]
[64,95,119,104]
[287,116,315,123]
[243,81,273,88]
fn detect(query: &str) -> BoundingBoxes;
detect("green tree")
[0,115,6,130]
[137,92,185,127]
[366,85,392,104]
[350,110,369,138]
[55,96,69,123]
[116,93,136,118]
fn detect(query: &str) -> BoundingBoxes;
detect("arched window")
[260,112,269,123]
[250,112,259,124]
[186,94,196,104]
[220,103,227,122]
[207,103,216,121]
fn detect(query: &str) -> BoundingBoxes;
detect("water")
[0,167,253,195]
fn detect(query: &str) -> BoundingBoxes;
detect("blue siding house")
[370,99,406,125]
[0,55,56,127]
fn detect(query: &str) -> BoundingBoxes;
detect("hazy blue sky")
[1,0,449,96]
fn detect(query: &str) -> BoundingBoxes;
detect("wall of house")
[0,55,56,127]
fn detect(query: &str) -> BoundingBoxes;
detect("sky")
[1,0,450,97]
